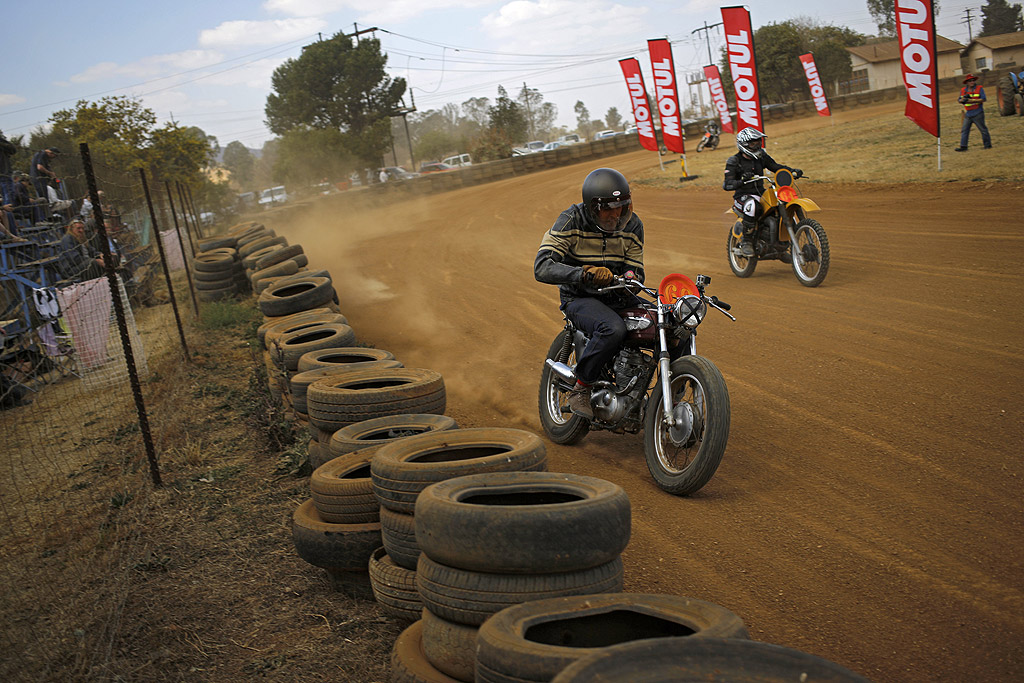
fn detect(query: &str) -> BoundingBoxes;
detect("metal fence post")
[165,180,199,317]
[139,169,189,360]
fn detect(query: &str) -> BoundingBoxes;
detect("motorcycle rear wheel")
[791,218,830,287]
[538,330,590,445]
[643,356,729,496]
[726,228,757,278]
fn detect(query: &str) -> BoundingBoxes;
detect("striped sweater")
[534,202,645,307]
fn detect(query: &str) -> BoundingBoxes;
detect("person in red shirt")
[954,74,992,152]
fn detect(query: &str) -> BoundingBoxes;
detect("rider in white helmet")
[723,127,802,257]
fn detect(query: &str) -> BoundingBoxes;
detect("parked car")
[557,133,582,144]
[441,153,473,167]
[524,140,546,153]
[419,161,454,174]
[258,186,288,208]
[594,129,621,140]
[380,167,420,182]
[541,141,562,151]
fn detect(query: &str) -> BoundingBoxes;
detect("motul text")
[895,0,939,136]
[648,39,685,153]
[722,6,763,132]
[619,58,659,151]
[703,65,734,133]
[799,54,831,116]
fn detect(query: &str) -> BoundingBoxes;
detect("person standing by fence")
[954,74,992,152]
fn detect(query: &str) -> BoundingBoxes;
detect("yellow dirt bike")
[726,168,830,287]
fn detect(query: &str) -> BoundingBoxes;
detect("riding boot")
[739,218,757,257]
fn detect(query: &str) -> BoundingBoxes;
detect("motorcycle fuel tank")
[619,308,656,345]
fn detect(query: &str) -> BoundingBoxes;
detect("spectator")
[379,168,389,184]
[0,204,27,241]
[0,131,16,206]
[9,173,46,225]
[57,218,105,282]
[954,74,991,152]
[29,147,61,200]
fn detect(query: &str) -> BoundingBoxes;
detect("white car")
[258,186,288,208]
[594,130,621,140]
[524,140,546,153]
[442,153,473,167]
[541,141,562,151]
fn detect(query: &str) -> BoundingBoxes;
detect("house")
[846,36,965,92]
[960,31,1024,73]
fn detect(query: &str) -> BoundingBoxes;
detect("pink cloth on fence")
[56,277,112,370]
[161,230,185,271]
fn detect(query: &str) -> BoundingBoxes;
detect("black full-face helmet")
[582,168,632,233]
[736,127,767,159]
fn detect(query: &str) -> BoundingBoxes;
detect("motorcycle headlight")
[674,295,706,328]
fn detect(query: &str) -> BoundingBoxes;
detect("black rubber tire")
[414,471,629,574]
[538,331,590,445]
[255,243,304,271]
[238,235,286,258]
[306,368,446,432]
[197,236,237,251]
[251,259,299,286]
[550,637,870,683]
[193,265,242,282]
[791,218,830,287]
[391,620,463,683]
[308,438,333,470]
[311,451,379,523]
[998,76,1017,116]
[243,245,282,269]
[259,277,335,317]
[290,499,382,572]
[416,555,624,627]
[726,226,757,277]
[380,506,420,570]
[328,414,458,460]
[259,309,341,347]
[298,347,397,373]
[643,355,730,497]
[292,362,402,414]
[371,427,547,515]
[476,593,748,683]
[421,608,478,683]
[696,137,707,152]
[193,252,236,273]
[1016,92,1024,116]
[194,276,236,291]
[196,285,237,301]
[368,546,421,622]
[278,323,357,371]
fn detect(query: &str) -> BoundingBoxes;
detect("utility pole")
[692,20,723,67]
[523,82,535,141]
[961,8,976,42]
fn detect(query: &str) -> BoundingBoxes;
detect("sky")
[2,1,983,152]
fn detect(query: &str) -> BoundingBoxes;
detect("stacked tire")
[193,249,243,301]
[389,469,628,682]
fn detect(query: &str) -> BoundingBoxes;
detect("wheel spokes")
[656,375,706,474]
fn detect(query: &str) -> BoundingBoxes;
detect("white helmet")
[736,127,766,159]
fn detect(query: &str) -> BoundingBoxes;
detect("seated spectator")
[9,173,46,225]
[0,204,27,241]
[57,218,105,282]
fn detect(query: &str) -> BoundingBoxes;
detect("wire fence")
[0,142,219,679]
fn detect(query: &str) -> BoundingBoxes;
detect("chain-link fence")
[0,143,219,679]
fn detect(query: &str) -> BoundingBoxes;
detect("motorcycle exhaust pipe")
[545,359,577,385]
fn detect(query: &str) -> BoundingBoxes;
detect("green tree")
[487,86,528,144]
[868,0,941,38]
[461,97,491,128]
[980,0,1024,35]
[146,122,217,182]
[49,95,156,170]
[574,101,591,137]
[222,141,255,189]
[605,107,623,129]
[265,32,406,172]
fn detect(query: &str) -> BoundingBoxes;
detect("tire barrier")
[550,635,870,683]
[310,451,379,524]
[259,276,336,317]
[306,367,446,432]
[327,413,457,461]
[291,361,403,414]
[277,323,357,371]
[369,546,421,622]
[391,620,463,683]
[475,593,749,683]
[290,498,381,598]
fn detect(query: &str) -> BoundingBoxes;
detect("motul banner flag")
[721,6,763,132]
[647,39,685,154]
[703,65,734,133]
[798,53,831,117]
[619,58,659,152]
[896,0,940,137]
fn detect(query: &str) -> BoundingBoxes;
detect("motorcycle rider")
[703,119,721,148]
[535,167,643,419]
[723,127,802,257]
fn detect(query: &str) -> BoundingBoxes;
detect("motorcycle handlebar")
[710,296,731,311]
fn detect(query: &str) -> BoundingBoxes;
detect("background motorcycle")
[726,168,830,287]
[539,273,734,496]
[695,125,720,152]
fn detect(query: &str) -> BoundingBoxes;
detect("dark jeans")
[960,111,991,149]
[563,297,627,385]
[0,175,13,206]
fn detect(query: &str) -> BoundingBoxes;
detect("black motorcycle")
[539,273,734,496]
[696,123,721,152]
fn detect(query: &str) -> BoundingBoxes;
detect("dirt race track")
[271,144,1023,681]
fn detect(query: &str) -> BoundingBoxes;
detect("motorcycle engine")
[593,349,651,423]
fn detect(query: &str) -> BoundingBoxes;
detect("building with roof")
[846,36,965,93]
[960,31,1024,73]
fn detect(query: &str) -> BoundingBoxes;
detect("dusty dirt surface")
[272,149,1024,680]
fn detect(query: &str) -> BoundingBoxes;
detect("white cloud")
[199,18,327,47]
[483,0,648,51]
[200,59,285,90]
[263,0,351,17]
[67,50,225,84]
[0,94,28,108]
[264,0,491,24]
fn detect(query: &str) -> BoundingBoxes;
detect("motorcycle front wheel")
[696,138,707,152]
[791,218,830,287]
[538,330,590,445]
[726,227,757,278]
[643,356,730,496]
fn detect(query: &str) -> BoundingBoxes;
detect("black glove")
[740,171,754,182]
[792,168,803,179]
[582,265,614,287]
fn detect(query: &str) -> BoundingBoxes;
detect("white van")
[442,153,473,168]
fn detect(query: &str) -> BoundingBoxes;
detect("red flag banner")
[798,53,831,116]
[896,0,940,137]
[721,6,763,132]
[619,58,659,152]
[647,39,685,154]
[703,65,734,133]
